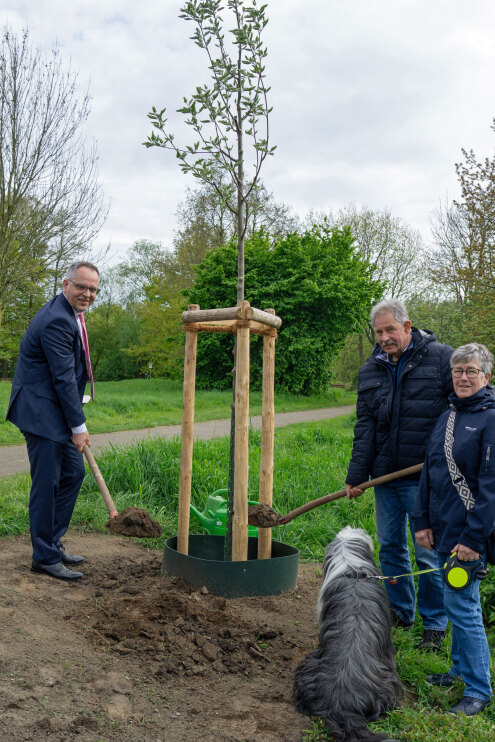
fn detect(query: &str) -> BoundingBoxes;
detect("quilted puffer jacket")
[346,328,453,485]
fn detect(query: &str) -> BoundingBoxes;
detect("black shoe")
[449,696,489,716]
[418,628,446,652]
[31,560,83,581]
[390,609,413,630]
[425,673,455,688]
[58,543,85,565]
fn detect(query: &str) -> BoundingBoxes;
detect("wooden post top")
[182,303,282,328]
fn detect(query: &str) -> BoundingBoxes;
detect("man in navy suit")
[7,261,100,581]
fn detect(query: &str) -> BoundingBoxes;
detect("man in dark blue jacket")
[345,299,453,649]
[7,262,100,581]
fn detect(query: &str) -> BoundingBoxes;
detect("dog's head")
[317,526,378,617]
[323,526,375,577]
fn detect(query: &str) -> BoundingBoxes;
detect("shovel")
[80,396,160,536]
[82,443,163,537]
[247,462,424,528]
[83,444,118,519]
[81,394,118,519]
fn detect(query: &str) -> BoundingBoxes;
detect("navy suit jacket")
[7,293,88,443]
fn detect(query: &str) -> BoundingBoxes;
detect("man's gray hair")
[370,299,409,327]
[65,261,100,279]
[451,343,494,376]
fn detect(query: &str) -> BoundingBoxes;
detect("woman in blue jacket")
[413,342,494,716]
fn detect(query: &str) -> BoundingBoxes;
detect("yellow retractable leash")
[443,552,488,590]
[375,552,488,590]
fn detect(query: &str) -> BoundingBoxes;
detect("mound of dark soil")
[74,559,295,679]
[105,506,162,537]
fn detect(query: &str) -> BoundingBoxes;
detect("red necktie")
[78,312,94,401]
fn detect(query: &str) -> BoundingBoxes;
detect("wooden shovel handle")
[280,463,424,525]
[83,444,118,519]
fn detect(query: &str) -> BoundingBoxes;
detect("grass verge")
[0,378,356,446]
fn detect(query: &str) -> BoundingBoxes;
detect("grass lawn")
[0,377,356,446]
[1,413,493,741]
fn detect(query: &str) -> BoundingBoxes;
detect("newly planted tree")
[145,0,275,557]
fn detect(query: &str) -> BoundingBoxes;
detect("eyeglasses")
[452,367,484,379]
[67,278,100,295]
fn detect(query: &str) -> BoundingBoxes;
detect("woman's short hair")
[370,299,409,327]
[451,343,494,376]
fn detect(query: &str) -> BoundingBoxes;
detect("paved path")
[0,405,355,478]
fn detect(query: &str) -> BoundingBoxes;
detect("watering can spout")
[189,504,214,529]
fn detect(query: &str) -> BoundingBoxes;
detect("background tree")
[84,240,190,381]
[309,204,425,384]
[85,264,141,381]
[429,202,472,303]
[407,295,467,349]
[429,118,495,350]
[332,204,425,303]
[0,27,107,375]
[188,225,383,394]
[172,176,299,286]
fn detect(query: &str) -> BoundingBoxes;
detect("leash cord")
[377,566,443,582]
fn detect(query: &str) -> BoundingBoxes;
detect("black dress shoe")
[31,560,83,581]
[58,544,85,565]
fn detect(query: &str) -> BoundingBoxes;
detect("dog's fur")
[294,526,402,742]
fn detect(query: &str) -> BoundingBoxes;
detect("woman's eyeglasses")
[452,367,483,379]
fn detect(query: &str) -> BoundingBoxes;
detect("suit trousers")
[23,432,85,564]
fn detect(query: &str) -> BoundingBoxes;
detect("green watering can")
[190,489,259,537]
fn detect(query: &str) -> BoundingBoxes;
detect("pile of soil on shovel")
[105,506,163,538]
[0,532,326,742]
[248,503,284,528]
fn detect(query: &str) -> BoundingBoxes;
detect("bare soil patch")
[0,532,323,742]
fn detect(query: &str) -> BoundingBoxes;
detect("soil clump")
[105,506,162,538]
[248,503,285,528]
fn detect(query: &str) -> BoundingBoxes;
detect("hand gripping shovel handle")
[279,462,424,525]
[83,444,118,519]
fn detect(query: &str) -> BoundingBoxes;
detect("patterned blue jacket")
[413,386,495,554]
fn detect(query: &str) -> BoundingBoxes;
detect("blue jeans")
[435,550,492,701]
[374,482,447,629]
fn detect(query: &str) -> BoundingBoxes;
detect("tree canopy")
[187,225,383,394]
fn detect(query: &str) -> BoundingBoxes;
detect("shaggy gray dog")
[294,526,402,742]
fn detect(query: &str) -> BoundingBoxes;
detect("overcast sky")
[4,0,495,263]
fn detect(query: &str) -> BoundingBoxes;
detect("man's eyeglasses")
[68,278,100,295]
[452,367,483,379]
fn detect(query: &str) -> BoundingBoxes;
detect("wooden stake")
[232,304,250,561]
[258,309,276,559]
[177,305,199,555]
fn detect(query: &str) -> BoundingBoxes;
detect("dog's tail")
[322,712,394,742]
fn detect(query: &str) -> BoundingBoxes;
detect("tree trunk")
[225,40,247,559]
[358,333,364,366]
